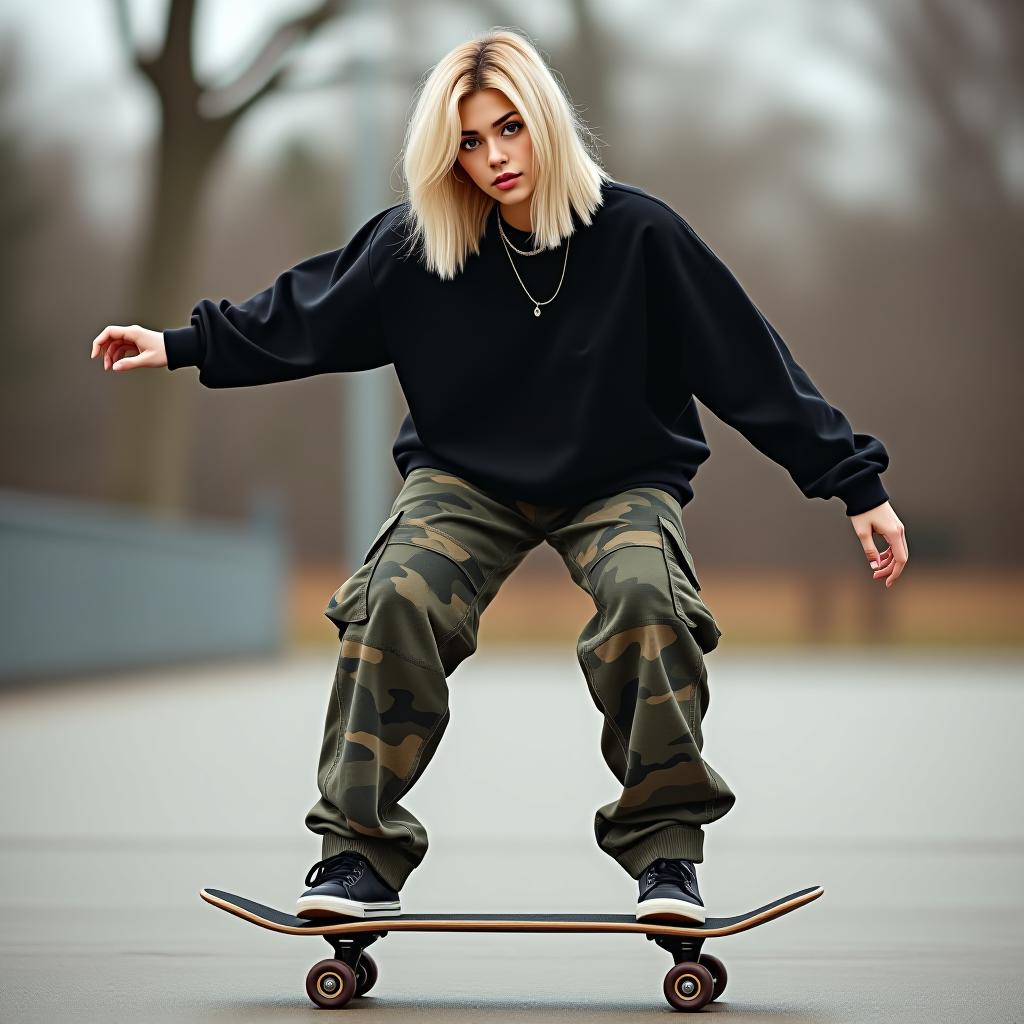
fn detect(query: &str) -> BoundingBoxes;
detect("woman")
[91,28,908,924]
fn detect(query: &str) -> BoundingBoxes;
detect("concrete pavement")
[2,647,1021,1020]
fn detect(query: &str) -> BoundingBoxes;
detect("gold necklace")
[496,209,571,317]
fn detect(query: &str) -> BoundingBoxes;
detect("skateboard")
[200,884,824,1012]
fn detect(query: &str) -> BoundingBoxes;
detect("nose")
[488,140,508,167]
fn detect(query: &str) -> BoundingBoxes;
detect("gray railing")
[0,487,287,684]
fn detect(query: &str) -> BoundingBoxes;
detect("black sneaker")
[636,857,706,924]
[296,852,402,919]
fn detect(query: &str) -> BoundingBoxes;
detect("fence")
[0,487,287,684]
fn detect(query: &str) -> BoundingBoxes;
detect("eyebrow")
[461,110,519,136]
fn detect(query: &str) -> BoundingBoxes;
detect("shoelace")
[646,857,698,895]
[305,852,366,888]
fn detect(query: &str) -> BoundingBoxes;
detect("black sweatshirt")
[164,179,889,516]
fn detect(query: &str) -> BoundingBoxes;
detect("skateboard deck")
[200,884,824,1012]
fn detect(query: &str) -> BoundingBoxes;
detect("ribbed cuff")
[163,324,202,371]
[840,475,890,517]
[615,825,705,877]
[321,831,416,892]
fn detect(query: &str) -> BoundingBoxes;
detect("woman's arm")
[92,207,396,386]
[650,210,889,517]
[647,207,908,586]
[164,205,395,388]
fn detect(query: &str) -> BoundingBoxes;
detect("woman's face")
[455,88,533,212]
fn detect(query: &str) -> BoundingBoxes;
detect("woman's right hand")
[90,325,167,371]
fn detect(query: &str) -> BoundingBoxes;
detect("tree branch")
[204,0,350,127]
[111,0,159,87]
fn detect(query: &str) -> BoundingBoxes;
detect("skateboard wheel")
[697,952,727,1000]
[354,952,378,997]
[306,958,357,1009]
[663,961,715,1012]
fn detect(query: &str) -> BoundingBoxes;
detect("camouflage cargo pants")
[304,467,736,891]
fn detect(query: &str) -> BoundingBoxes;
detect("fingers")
[105,341,125,370]
[112,344,143,370]
[869,527,909,588]
[109,342,135,370]
[895,527,909,565]
[859,530,882,569]
[887,523,908,587]
[853,507,908,588]
[91,325,139,363]
[90,326,109,359]
[92,325,125,359]
[90,326,143,371]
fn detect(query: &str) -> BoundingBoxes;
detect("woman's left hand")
[849,501,908,588]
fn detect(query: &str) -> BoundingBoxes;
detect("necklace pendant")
[534,306,541,317]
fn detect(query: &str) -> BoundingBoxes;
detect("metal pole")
[343,8,394,573]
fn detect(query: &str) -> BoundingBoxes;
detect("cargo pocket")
[387,520,486,597]
[324,509,405,628]
[657,514,723,654]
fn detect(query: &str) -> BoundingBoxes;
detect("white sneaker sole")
[296,894,402,919]
[635,897,707,924]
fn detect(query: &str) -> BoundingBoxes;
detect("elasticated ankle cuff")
[616,826,704,878]
[320,832,414,892]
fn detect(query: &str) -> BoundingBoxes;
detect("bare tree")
[0,35,49,396]
[104,0,350,514]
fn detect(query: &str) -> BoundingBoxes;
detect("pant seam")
[339,632,447,676]
[322,657,347,792]
[708,769,720,824]
[696,659,718,823]
[691,659,705,735]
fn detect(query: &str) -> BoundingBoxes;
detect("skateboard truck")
[323,928,385,970]
[648,929,706,964]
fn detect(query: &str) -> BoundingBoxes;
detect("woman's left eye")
[504,121,522,135]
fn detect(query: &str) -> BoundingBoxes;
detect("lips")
[493,172,521,185]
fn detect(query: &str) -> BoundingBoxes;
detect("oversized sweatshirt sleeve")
[650,210,890,517]
[163,206,393,388]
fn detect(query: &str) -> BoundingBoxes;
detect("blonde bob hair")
[396,28,612,280]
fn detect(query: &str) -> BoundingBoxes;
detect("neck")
[498,200,532,233]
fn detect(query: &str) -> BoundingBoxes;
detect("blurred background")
[0,2,1021,1020]
[1,0,1020,671]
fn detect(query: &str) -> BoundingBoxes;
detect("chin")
[495,182,530,200]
